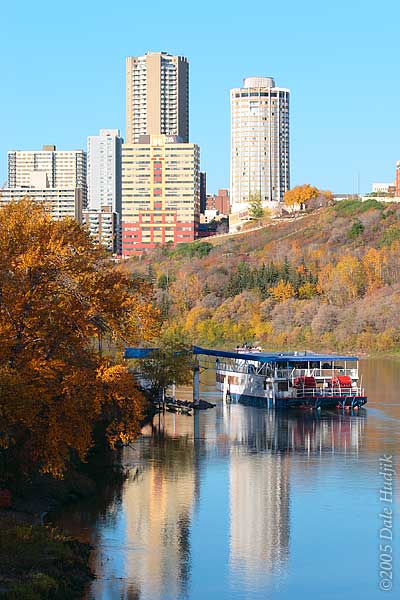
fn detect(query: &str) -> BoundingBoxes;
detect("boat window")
[278,381,289,391]
[309,361,320,369]
[322,362,332,369]
[247,364,255,374]
[276,361,288,369]
[335,362,345,371]
[294,361,307,369]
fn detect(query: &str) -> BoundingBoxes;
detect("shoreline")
[0,401,157,599]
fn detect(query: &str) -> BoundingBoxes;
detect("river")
[52,358,400,599]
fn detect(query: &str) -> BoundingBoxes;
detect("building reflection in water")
[121,414,198,599]
[79,400,366,599]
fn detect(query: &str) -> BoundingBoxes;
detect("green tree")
[248,191,265,222]
[137,327,193,400]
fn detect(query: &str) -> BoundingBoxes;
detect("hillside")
[121,199,400,354]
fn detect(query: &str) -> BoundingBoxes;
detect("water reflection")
[61,403,365,600]
[48,359,400,599]
[122,422,197,599]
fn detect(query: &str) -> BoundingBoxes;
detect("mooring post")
[193,361,200,406]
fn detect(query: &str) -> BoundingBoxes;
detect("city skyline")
[1,0,399,196]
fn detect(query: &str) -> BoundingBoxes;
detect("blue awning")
[124,345,358,363]
[124,347,158,359]
[192,346,358,363]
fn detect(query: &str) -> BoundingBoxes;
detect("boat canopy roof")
[192,346,358,363]
[124,347,158,359]
[124,346,359,363]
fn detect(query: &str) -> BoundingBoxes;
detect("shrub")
[333,198,384,217]
[348,220,365,239]
[171,241,213,259]
[380,225,400,247]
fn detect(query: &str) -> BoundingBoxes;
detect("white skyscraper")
[86,130,123,253]
[87,129,122,214]
[230,76,290,227]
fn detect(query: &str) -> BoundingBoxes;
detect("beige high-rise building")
[8,145,87,206]
[121,134,199,255]
[230,76,290,228]
[2,145,87,222]
[0,186,83,222]
[126,52,189,144]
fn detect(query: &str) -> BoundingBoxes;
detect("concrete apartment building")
[0,184,83,222]
[8,145,87,205]
[230,76,290,229]
[126,52,189,144]
[121,134,200,255]
[82,205,117,253]
[87,129,122,252]
[2,145,87,221]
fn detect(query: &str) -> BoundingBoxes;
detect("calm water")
[53,358,400,599]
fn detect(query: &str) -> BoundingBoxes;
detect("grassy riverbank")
[0,513,92,599]
[0,402,158,599]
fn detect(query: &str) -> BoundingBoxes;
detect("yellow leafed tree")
[318,255,365,306]
[362,247,384,292]
[268,280,296,302]
[284,184,319,211]
[0,200,160,477]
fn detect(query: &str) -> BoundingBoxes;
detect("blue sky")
[1,0,399,194]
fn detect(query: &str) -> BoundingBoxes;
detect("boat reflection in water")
[54,403,367,600]
[106,405,365,599]
[221,404,365,590]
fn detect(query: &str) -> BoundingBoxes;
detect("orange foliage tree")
[362,247,384,292]
[284,184,319,212]
[318,255,365,306]
[268,280,296,302]
[0,200,159,477]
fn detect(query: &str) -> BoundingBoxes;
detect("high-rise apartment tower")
[87,129,122,214]
[8,145,87,205]
[121,134,199,255]
[4,145,87,222]
[126,52,189,144]
[230,76,290,222]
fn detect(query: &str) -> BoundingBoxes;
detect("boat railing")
[278,368,358,379]
[216,363,359,380]
[291,386,365,397]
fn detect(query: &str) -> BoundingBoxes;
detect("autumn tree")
[169,271,203,314]
[362,247,384,292]
[268,280,296,302]
[0,200,160,478]
[284,184,319,213]
[318,255,365,306]
[248,191,265,222]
